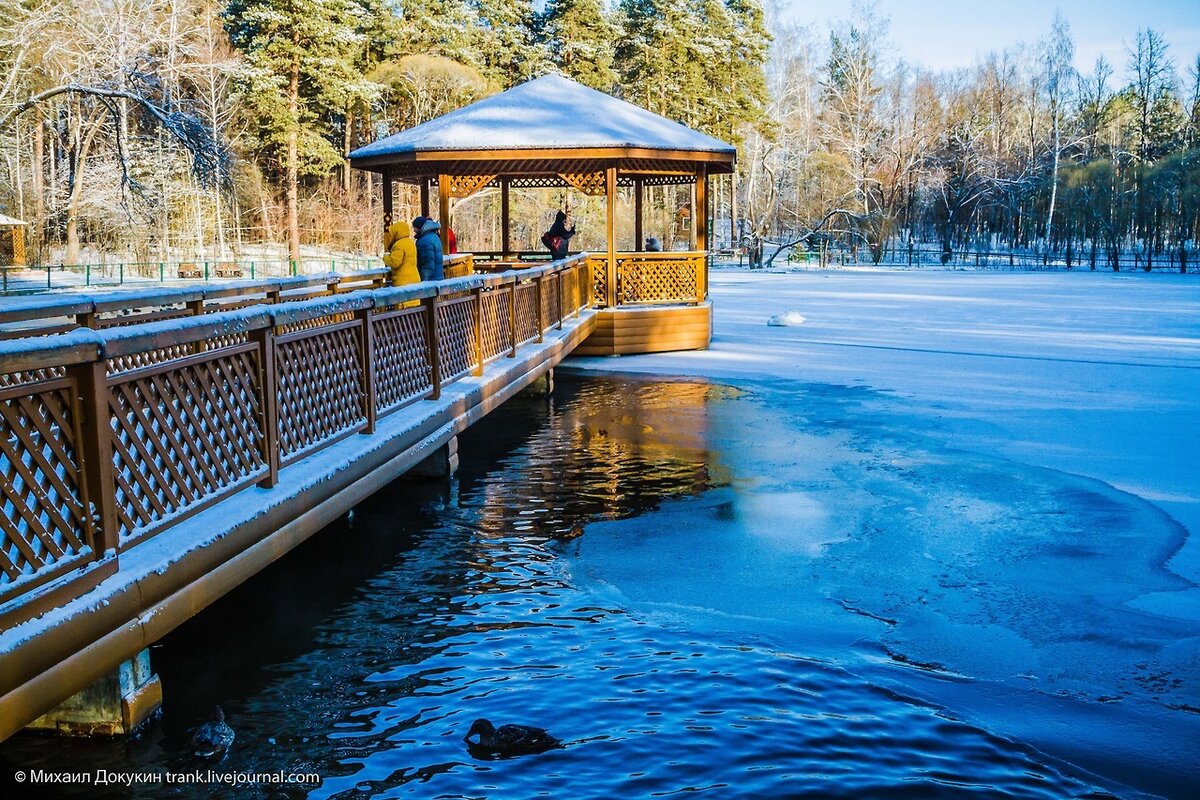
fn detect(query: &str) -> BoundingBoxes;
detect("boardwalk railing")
[0,256,384,294]
[0,269,390,341]
[0,254,592,627]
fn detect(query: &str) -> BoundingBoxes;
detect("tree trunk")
[286,47,301,264]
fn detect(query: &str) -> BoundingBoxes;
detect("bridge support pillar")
[407,435,459,479]
[519,368,554,398]
[25,649,161,737]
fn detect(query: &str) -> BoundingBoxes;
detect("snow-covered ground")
[564,269,1200,796]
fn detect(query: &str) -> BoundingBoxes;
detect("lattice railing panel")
[108,347,267,542]
[480,290,512,363]
[589,256,607,306]
[541,273,562,329]
[276,325,366,460]
[436,298,478,382]
[0,382,90,589]
[561,268,579,315]
[617,256,701,304]
[374,308,433,413]
[514,283,539,344]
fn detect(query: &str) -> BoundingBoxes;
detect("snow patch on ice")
[767,310,807,326]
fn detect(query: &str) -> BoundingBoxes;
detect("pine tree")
[472,0,547,87]
[224,0,376,261]
[541,0,618,91]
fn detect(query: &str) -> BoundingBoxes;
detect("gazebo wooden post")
[501,178,511,257]
[420,179,430,218]
[437,174,451,251]
[381,170,393,231]
[696,166,709,302]
[605,166,617,307]
[634,178,644,251]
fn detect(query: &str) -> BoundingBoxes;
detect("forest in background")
[0,0,1197,271]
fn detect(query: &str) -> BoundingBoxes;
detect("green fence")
[1,257,382,295]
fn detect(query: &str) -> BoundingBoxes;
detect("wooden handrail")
[0,268,391,338]
[0,253,592,622]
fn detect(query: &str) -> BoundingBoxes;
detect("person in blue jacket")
[416,218,444,281]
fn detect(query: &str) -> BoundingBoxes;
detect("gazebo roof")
[0,214,26,227]
[349,74,735,177]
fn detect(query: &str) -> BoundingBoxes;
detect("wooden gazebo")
[0,214,27,267]
[349,74,735,354]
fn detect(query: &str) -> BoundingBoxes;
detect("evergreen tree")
[224,0,376,260]
[542,0,618,91]
[472,0,547,87]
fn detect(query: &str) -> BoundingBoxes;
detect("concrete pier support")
[25,649,161,736]
[519,368,554,398]
[407,435,459,479]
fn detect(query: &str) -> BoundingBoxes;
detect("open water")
[2,376,1195,798]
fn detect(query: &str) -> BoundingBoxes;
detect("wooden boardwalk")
[0,255,593,739]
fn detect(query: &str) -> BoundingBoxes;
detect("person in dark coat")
[541,210,576,260]
[416,218,444,281]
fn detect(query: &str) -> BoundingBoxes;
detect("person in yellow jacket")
[382,220,419,287]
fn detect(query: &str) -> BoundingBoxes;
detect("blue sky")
[781,0,1200,77]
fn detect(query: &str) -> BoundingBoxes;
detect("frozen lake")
[567,269,1200,796]
[1,269,1194,798]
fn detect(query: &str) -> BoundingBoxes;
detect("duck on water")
[191,707,235,759]
[463,718,561,756]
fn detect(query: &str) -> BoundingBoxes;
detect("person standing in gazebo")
[542,210,576,260]
[416,218,444,280]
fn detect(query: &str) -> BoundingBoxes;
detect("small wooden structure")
[350,75,736,354]
[0,213,27,266]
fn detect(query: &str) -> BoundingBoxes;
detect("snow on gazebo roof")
[349,74,736,168]
[0,214,27,227]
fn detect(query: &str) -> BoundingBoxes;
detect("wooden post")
[634,179,644,251]
[381,170,393,230]
[696,167,709,302]
[74,360,118,556]
[501,179,511,257]
[438,174,451,252]
[535,275,545,342]
[357,308,376,434]
[419,179,430,218]
[423,295,442,399]
[556,271,564,330]
[471,288,484,376]
[250,326,279,488]
[508,285,517,357]
[605,166,617,307]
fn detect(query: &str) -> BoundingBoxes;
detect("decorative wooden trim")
[558,171,607,196]
[449,174,495,198]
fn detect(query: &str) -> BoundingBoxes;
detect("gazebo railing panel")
[0,254,591,620]
[615,252,706,305]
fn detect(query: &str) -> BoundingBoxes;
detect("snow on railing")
[0,254,593,625]
[0,269,391,341]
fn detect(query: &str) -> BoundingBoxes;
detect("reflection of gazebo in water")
[349,74,735,355]
[0,214,27,267]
